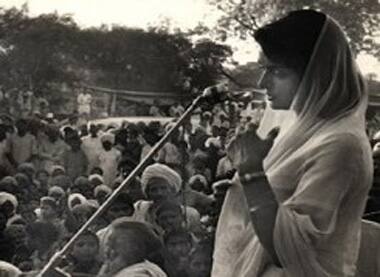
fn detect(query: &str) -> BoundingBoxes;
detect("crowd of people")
[1,8,380,277]
[0,97,258,276]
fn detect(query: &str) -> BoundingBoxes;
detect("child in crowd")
[64,230,102,276]
[99,220,167,277]
[163,229,193,277]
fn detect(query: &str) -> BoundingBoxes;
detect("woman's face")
[257,53,302,110]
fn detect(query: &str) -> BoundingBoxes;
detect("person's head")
[164,229,193,260]
[89,174,104,188]
[254,10,326,112]
[72,176,92,198]
[50,165,66,178]
[155,200,184,233]
[48,185,66,201]
[192,153,208,172]
[0,192,18,218]
[35,169,49,187]
[141,163,182,203]
[67,193,87,211]
[79,124,88,137]
[187,242,213,277]
[70,231,99,263]
[71,203,95,228]
[106,220,162,274]
[17,163,35,182]
[39,196,59,221]
[106,192,134,221]
[0,176,19,195]
[44,125,60,142]
[25,221,59,252]
[4,224,26,248]
[188,174,208,193]
[68,135,82,151]
[90,167,103,176]
[94,185,112,205]
[100,133,115,151]
[19,206,37,225]
[15,119,28,136]
[88,124,98,137]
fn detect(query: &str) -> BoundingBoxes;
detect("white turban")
[94,185,112,197]
[141,163,182,195]
[67,193,87,211]
[0,261,21,277]
[0,192,18,211]
[188,174,208,189]
[89,174,104,184]
[100,133,115,144]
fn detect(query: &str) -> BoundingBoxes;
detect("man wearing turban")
[134,163,201,237]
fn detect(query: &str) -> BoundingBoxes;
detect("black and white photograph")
[0,0,379,276]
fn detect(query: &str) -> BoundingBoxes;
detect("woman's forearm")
[241,176,281,267]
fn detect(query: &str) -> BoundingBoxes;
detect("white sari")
[212,16,373,277]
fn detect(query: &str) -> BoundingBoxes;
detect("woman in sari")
[212,10,373,277]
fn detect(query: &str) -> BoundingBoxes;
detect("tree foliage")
[208,0,380,58]
[0,5,232,100]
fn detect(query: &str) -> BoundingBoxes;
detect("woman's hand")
[227,123,280,174]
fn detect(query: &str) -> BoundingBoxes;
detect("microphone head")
[201,83,229,105]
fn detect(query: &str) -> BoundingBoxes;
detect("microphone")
[201,83,260,103]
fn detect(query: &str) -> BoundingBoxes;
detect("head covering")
[50,165,66,176]
[100,133,115,144]
[0,177,19,192]
[71,202,94,217]
[213,11,370,277]
[6,215,25,227]
[188,174,208,190]
[141,163,182,195]
[67,193,87,211]
[48,186,66,198]
[261,15,367,169]
[205,137,221,148]
[40,196,59,211]
[94,184,112,198]
[89,174,104,184]
[74,176,90,187]
[0,261,22,277]
[0,192,18,211]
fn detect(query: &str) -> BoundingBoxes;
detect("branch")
[233,15,256,34]
[217,65,246,88]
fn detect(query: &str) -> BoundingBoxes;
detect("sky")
[1,0,379,78]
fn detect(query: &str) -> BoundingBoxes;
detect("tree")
[0,6,80,93]
[0,5,234,114]
[208,0,380,59]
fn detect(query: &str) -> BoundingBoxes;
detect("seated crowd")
[0,102,241,277]
[0,98,378,276]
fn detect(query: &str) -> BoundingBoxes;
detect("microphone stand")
[37,92,207,277]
